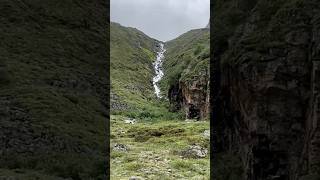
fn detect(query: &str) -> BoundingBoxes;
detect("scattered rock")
[125,118,136,124]
[181,145,208,158]
[203,130,210,138]
[129,176,143,180]
[111,92,129,111]
[113,143,128,152]
[117,128,126,135]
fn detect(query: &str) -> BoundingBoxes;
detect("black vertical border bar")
[210,0,218,179]
[106,0,111,179]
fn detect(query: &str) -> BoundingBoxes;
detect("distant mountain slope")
[0,0,107,179]
[160,28,210,119]
[110,25,209,180]
[110,22,180,120]
[110,22,158,111]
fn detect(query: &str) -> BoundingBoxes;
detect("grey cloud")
[111,0,210,42]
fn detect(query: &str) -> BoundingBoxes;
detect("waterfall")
[152,43,166,98]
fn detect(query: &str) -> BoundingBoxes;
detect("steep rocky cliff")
[213,0,320,179]
[161,28,210,120]
[0,1,107,179]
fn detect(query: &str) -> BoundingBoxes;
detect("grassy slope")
[110,22,157,109]
[110,22,157,100]
[160,28,210,96]
[0,1,107,179]
[110,22,181,120]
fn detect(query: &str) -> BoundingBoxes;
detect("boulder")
[181,145,208,158]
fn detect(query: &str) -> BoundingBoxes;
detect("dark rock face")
[168,77,209,120]
[213,0,320,179]
[168,83,183,112]
[180,76,209,120]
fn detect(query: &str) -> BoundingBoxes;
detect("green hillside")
[160,28,210,97]
[110,24,210,179]
[110,22,180,120]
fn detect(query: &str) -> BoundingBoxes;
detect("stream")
[152,43,166,98]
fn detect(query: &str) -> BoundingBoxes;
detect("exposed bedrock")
[168,76,209,120]
[213,1,320,179]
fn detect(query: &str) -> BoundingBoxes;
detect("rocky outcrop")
[168,83,183,112]
[181,75,209,120]
[111,91,129,111]
[168,77,209,120]
[164,28,210,120]
[180,145,208,158]
[213,0,320,179]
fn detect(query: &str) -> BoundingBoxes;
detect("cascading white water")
[152,43,166,98]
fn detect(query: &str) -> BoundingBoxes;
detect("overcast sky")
[111,0,210,42]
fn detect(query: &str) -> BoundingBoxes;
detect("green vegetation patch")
[160,28,209,94]
[110,115,210,179]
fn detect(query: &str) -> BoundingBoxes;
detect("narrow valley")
[110,22,210,179]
